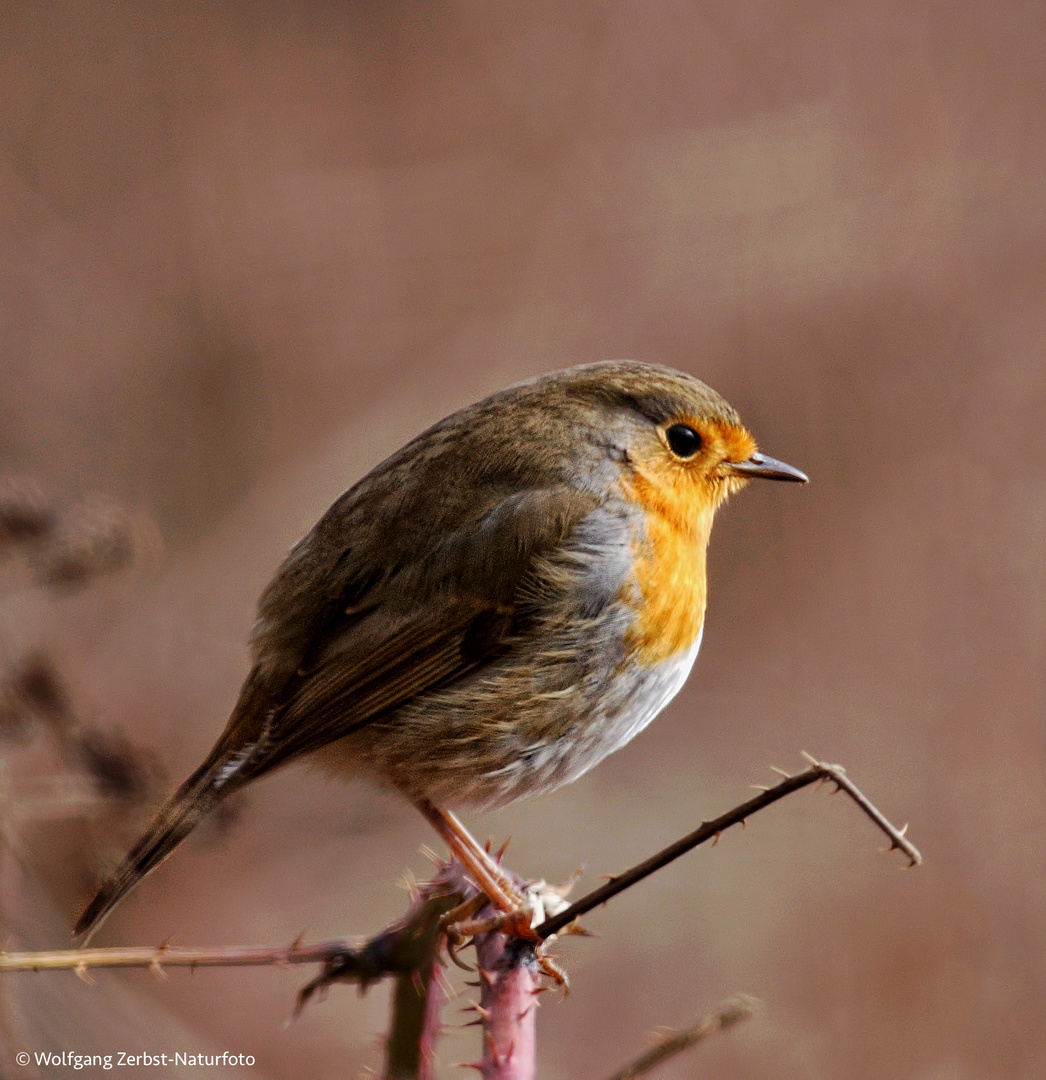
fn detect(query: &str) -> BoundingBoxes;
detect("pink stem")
[474,933,538,1080]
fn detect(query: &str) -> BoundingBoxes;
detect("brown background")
[2,2,1045,1077]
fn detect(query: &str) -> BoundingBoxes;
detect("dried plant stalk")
[604,995,757,1080]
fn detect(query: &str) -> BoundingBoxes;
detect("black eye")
[666,424,701,458]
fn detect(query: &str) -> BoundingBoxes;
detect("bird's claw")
[536,950,570,992]
[444,906,542,948]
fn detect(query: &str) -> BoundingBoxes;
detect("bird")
[75,360,807,939]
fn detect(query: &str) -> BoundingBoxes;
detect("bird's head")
[528,361,808,529]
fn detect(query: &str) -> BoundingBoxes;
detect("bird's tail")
[74,753,242,942]
[75,672,281,942]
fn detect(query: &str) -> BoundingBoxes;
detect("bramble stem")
[473,933,538,1080]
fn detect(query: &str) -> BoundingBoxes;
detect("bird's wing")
[73,484,605,940]
[209,484,605,784]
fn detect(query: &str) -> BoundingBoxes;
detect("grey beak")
[724,451,809,483]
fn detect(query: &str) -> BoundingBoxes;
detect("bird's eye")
[666,424,702,458]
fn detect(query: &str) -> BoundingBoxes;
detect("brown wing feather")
[250,606,493,771]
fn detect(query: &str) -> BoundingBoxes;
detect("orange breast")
[620,467,715,668]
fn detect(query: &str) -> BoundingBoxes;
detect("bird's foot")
[440,873,587,988]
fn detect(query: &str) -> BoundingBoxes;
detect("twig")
[603,995,757,1080]
[0,939,363,976]
[536,756,921,939]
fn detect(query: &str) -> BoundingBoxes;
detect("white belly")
[582,623,704,766]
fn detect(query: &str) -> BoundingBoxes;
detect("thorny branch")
[461,935,540,1080]
[0,877,468,1000]
[535,755,921,939]
[0,938,382,979]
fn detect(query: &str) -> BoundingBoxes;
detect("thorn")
[411,969,425,995]
[463,1003,492,1021]
[800,750,818,766]
[463,980,481,987]
[711,831,722,847]
[769,765,792,778]
[157,935,173,950]
[750,784,771,792]
[148,959,168,981]
[549,864,585,898]
[484,836,493,853]
[478,967,496,987]
[419,844,442,866]
[495,836,511,862]
[898,823,909,837]
[453,1062,484,1072]
[401,870,421,903]
[290,930,306,952]
[741,818,747,830]
[433,966,458,1001]
[73,962,95,985]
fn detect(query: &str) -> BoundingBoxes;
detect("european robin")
[75,360,806,938]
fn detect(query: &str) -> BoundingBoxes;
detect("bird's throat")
[620,471,713,668]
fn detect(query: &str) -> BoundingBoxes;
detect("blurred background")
[0,1,1044,1077]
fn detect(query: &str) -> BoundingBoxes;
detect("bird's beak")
[723,451,809,483]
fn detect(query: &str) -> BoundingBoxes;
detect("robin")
[75,360,807,939]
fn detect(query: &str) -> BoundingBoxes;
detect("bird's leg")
[414,799,523,912]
